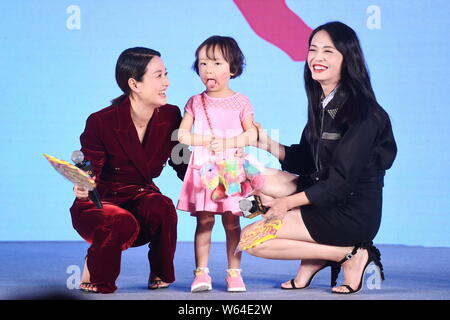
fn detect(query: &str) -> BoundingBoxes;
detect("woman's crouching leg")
[71,201,140,293]
[132,194,178,283]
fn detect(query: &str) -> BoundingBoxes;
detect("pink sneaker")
[191,267,212,293]
[225,269,246,292]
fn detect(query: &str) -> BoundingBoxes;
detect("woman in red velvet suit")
[70,47,188,293]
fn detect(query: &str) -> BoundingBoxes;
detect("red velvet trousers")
[70,192,177,293]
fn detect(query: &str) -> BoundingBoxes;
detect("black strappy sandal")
[281,260,341,290]
[332,243,385,294]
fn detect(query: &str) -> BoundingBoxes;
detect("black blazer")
[282,93,397,208]
[280,92,397,246]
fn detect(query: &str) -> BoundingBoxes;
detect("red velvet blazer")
[71,98,187,208]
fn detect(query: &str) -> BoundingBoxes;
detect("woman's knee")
[260,168,298,198]
[89,210,139,247]
[138,194,178,223]
[113,213,140,240]
[245,243,266,257]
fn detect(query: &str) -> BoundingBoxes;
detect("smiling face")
[307,30,343,94]
[134,56,170,107]
[197,46,234,97]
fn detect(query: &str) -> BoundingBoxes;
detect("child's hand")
[209,137,228,153]
[201,135,214,147]
[234,147,244,158]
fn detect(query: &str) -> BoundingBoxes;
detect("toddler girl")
[177,35,257,292]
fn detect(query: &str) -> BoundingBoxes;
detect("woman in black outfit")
[245,21,397,294]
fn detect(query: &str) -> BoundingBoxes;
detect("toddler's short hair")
[193,35,245,79]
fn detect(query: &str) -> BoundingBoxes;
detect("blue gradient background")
[0,1,448,246]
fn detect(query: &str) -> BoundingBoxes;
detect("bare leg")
[332,248,369,293]
[245,209,352,289]
[255,172,330,287]
[270,210,330,288]
[221,212,242,269]
[81,259,90,283]
[247,233,352,262]
[194,212,215,268]
[280,259,329,288]
[257,168,298,198]
[251,169,373,292]
[247,210,352,260]
[248,212,371,292]
[247,237,351,261]
[79,258,98,292]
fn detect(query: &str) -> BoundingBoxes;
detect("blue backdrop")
[1,0,449,247]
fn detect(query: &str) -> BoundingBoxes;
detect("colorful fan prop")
[43,153,95,190]
[236,217,283,252]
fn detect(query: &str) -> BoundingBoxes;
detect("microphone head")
[239,198,253,212]
[71,150,85,164]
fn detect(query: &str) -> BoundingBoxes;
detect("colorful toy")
[199,154,264,202]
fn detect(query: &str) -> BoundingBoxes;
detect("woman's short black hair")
[111,47,161,105]
[192,35,245,79]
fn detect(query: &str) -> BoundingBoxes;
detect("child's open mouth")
[206,79,216,88]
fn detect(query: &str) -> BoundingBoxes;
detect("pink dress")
[177,92,254,215]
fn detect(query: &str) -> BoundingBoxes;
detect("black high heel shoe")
[281,260,341,290]
[332,243,385,294]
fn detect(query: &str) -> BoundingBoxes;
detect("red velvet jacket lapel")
[142,108,173,177]
[113,99,150,182]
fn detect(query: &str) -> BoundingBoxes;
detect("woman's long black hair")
[304,21,380,138]
[111,47,161,105]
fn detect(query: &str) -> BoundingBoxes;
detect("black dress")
[281,92,397,246]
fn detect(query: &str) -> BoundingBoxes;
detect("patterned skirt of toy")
[176,152,264,217]
[235,217,283,252]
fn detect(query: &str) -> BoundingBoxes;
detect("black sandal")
[332,242,384,294]
[281,261,341,290]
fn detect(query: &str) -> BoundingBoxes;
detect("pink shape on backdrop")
[233,0,312,61]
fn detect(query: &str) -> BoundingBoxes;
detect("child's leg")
[194,211,215,268]
[222,211,247,291]
[221,211,242,269]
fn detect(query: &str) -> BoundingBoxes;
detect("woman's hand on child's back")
[253,121,270,149]
[253,121,269,147]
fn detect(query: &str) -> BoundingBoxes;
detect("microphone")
[239,195,269,219]
[71,150,103,209]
